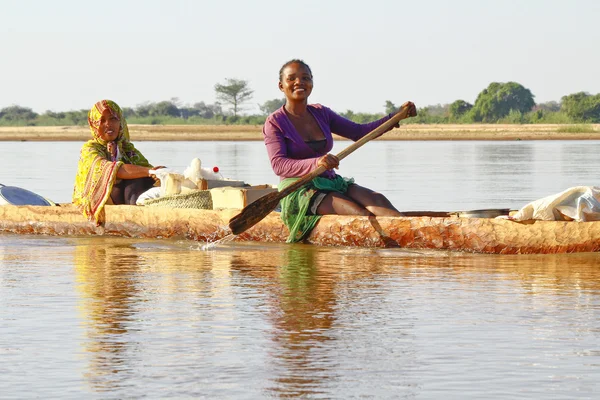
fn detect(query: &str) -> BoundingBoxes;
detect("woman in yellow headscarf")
[73,100,164,224]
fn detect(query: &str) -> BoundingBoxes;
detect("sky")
[1,0,599,115]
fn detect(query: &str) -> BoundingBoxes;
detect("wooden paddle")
[228,102,416,235]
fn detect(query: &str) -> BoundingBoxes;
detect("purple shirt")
[263,104,393,180]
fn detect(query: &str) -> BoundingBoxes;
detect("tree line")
[1,79,599,126]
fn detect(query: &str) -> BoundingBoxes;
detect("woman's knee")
[347,184,393,207]
[110,180,126,205]
[316,192,371,216]
[124,177,154,205]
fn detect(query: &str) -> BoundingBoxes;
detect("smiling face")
[97,108,121,142]
[279,62,313,103]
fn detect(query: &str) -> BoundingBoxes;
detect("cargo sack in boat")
[508,186,600,222]
[0,184,54,206]
[136,187,162,205]
[143,190,213,209]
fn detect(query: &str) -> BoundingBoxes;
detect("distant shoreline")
[1,124,599,141]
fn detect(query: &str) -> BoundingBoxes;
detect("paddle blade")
[228,190,284,235]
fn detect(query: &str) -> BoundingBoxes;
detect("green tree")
[150,101,180,117]
[471,82,535,122]
[339,110,386,123]
[425,103,449,117]
[122,107,137,119]
[135,102,152,117]
[190,102,211,119]
[209,102,223,117]
[43,110,66,119]
[0,105,38,121]
[561,92,600,122]
[340,110,355,120]
[192,102,223,119]
[214,78,254,116]
[384,100,397,114]
[259,98,285,115]
[64,110,88,125]
[449,100,473,119]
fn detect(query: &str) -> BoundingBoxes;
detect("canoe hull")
[2,204,600,254]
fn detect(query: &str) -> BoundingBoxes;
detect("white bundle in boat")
[137,159,247,205]
[137,168,188,204]
[184,158,224,185]
[148,168,186,196]
[184,158,244,189]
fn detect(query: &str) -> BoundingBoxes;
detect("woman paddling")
[73,100,165,224]
[263,59,417,242]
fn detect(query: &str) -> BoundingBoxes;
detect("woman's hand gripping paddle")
[228,102,417,235]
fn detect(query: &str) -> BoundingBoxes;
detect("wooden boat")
[2,203,600,254]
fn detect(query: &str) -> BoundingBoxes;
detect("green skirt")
[278,175,354,243]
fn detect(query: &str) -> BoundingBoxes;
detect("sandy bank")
[1,124,599,141]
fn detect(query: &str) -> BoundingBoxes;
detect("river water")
[1,140,600,399]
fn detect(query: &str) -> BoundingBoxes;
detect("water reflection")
[28,235,599,398]
[227,245,423,397]
[226,245,600,397]
[74,241,144,392]
[227,246,333,396]
[437,252,600,296]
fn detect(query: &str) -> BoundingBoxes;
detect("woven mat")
[144,189,213,209]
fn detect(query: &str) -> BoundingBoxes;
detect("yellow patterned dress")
[73,100,152,224]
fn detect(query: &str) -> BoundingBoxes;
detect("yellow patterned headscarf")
[73,100,152,225]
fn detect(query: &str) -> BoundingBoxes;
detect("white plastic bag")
[136,187,162,205]
[148,168,185,196]
[184,158,224,182]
